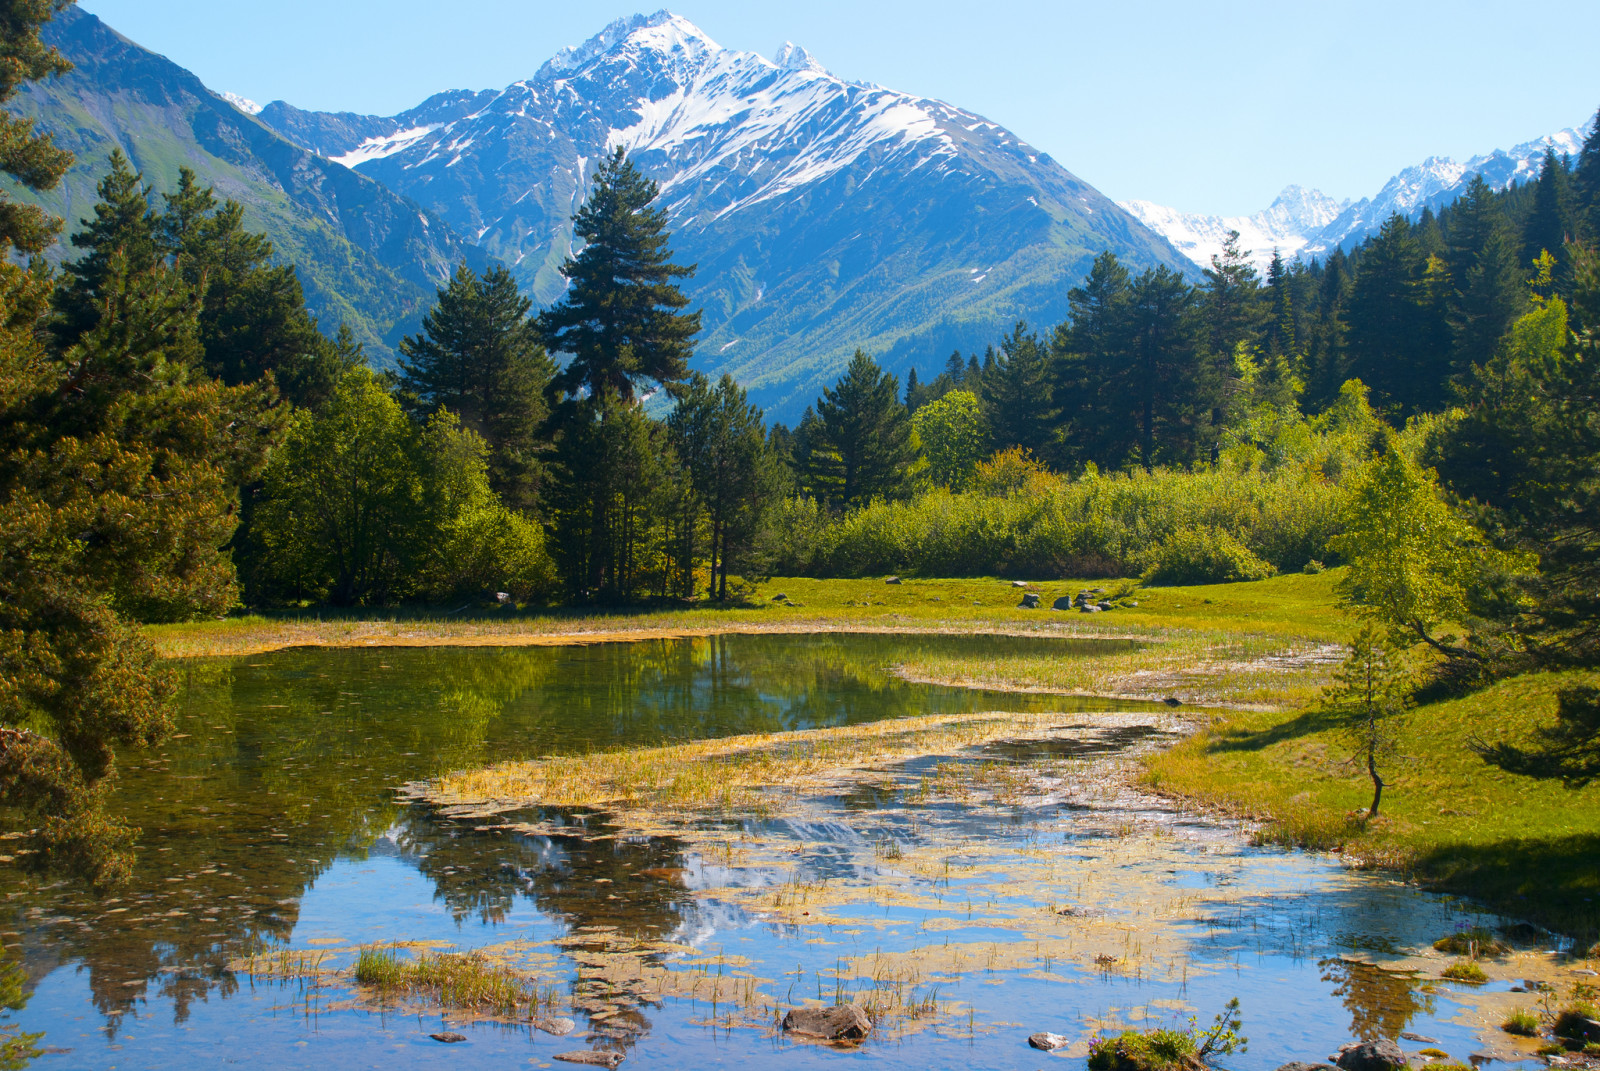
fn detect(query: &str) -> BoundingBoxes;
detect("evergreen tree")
[1345,214,1446,414]
[1302,248,1351,409]
[538,148,699,403]
[0,0,73,257]
[400,264,554,511]
[1052,251,1132,467]
[667,373,778,600]
[1264,249,1297,360]
[1523,148,1577,272]
[1201,230,1263,358]
[804,350,913,508]
[1125,266,1212,469]
[1574,106,1600,240]
[1446,175,1526,378]
[51,151,162,350]
[980,321,1055,455]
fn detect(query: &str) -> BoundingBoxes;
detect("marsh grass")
[426,711,1170,814]
[1502,1008,1541,1036]
[352,944,557,1017]
[1441,960,1487,983]
[1433,926,1508,957]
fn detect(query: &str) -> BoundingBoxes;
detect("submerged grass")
[352,944,557,1017]
[426,710,1171,814]
[1143,668,1600,937]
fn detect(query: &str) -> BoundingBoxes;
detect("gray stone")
[1019,593,1040,608]
[1335,1040,1409,1071]
[1078,604,1102,613]
[553,1052,624,1069]
[1163,696,1183,706]
[1126,600,1140,607]
[771,593,788,601]
[1028,1031,1070,1051]
[1399,1034,1440,1045]
[1012,580,1029,588]
[1090,587,1106,593]
[1276,1063,1328,1071]
[782,1004,873,1040]
[429,1032,467,1043]
[535,1017,577,1036]
[1097,601,1113,610]
[885,576,902,585]
[1052,596,1075,611]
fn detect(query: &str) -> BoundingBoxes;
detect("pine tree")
[1302,248,1351,409]
[980,321,1055,456]
[1345,214,1442,414]
[1574,106,1600,240]
[1125,266,1212,469]
[1052,250,1132,468]
[0,0,73,257]
[1201,230,1263,357]
[806,350,913,508]
[1264,249,1297,359]
[538,147,699,403]
[1445,175,1526,379]
[1324,624,1412,818]
[400,264,554,511]
[1522,148,1576,272]
[51,151,162,350]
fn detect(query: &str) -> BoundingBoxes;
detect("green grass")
[352,944,554,1017]
[1143,668,1600,936]
[1441,960,1487,983]
[1502,1008,1541,1036]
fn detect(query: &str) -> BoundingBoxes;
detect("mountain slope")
[7,7,489,362]
[256,12,1190,419]
[1127,125,1589,272]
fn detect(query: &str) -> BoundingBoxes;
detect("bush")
[1441,960,1487,983]
[1554,1002,1600,1042]
[1432,926,1507,957]
[1141,526,1276,586]
[1087,1029,1200,1071]
[1501,1008,1540,1036]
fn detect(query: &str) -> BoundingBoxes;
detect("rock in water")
[1277,1063,1329,1071]
[553,1052,624,1069]
[781,1004,873,1040]
[535,1016,577,1036]
[429,1032,466,1043]
[1028,1032,1070,1051]
[1019,592,1040,608]
[1335,1040,1409,1071]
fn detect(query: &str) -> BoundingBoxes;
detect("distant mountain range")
[244,11,1189,418]
[10,6,490,362]
[1123,125,1590,273]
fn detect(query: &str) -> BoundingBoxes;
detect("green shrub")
[1086,1029,1200,1071]
[1441,960,1487,983]
[1304,559,1326,573]
[1433,926,1508,956]
[1141,526,1277,586]
[1554,1002,1600,1042]
[1501,1008,1540,1036]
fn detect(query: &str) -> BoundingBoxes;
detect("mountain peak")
[536,10,720,80]
[773,41,825,73]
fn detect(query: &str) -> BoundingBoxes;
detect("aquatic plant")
[1501,1007,1540,1036]
[1433,925,1507,957]
[1087,998,1246,1071]
[1441,960,1487,983]
[353,944,554,1017]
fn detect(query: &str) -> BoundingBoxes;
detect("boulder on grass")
[1019,592,1041,608]
[782,1004,873,1040]
[1053,596,1075,611]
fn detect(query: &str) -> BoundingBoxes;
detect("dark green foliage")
[980,321,1054,455]
[1524,149,1577,272]
[1125,265,1214,469]
[538,147,700,403]
[1201,230,1263,358]
[799,350,914,508]
[0,0,72,256]
[1576,107,1600,241]
[1344,214,1450,414]
[667,373,781,599]
[1053,250,1131,467]
[1446,176,1527,378]
[400,263,554,510]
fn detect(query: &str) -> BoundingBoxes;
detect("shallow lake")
[0,633,1540,1068]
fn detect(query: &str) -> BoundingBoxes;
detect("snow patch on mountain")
[220,90,262,114]
[1131,123,1592,271]
[1120,185,1344,272]
[332,124,443,169]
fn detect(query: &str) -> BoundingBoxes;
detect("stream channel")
[0,633,1550,1069]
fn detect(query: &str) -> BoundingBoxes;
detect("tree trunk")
[1366,749,1385,818]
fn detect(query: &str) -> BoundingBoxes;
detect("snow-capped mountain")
[1121,186,1347,273]
[256,11,1188,418]
[1127,125,1590,272]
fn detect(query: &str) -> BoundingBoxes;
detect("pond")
[0,633,1544,1069]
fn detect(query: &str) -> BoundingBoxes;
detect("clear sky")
[76,0,1600,217]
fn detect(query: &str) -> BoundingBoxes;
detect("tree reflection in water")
[1319,957,1434,1041]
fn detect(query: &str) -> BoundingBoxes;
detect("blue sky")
[77,0,1600,216]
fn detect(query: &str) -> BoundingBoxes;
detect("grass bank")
[147,571,1350,709]
[1143,668,1600,937]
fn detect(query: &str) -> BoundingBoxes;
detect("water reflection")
[5,633,1149,1036]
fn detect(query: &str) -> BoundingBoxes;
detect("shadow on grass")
[1204,708,1343,753]
[1410,832,1600,941]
